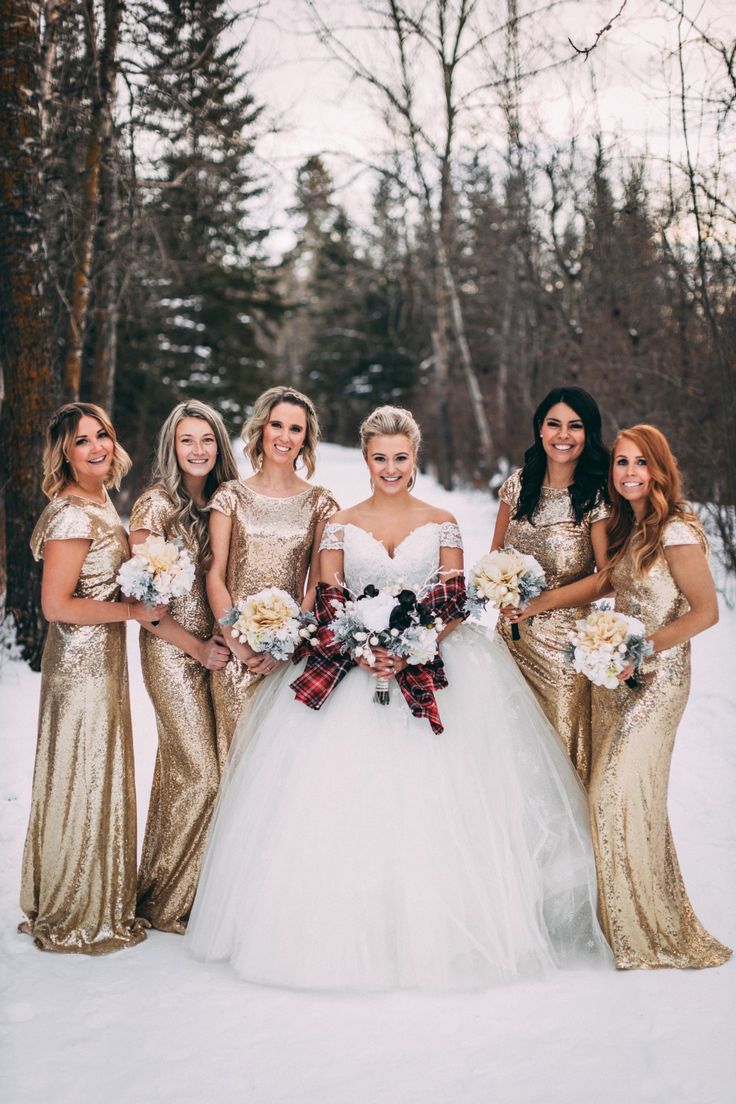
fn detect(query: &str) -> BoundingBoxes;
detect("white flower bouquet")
[117,535,196,611]
[465,547,547,639]
[564,605,653,689]
[219,587,317,662]
[328,584,444,704]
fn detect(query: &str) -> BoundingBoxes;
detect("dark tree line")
[1,0,734,668]
[1,0,279,665]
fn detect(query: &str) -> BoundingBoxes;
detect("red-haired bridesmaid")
[590,424,731,970]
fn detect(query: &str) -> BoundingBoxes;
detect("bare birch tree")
[307,0,494,486]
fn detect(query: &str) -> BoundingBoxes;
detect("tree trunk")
[0,0,58,668]
[90,127,119,412]
[437,238,494,469]
[62,0,122,400]
[432,263,453,490]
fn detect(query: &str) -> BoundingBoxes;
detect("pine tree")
[114,0,280,490]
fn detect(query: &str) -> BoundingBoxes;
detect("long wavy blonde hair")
[42,402,131,499]
[241,385,320,478]
[150,400,239,569]
[602,424,701,581]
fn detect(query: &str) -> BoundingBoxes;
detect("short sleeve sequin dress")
[130,487,220,933]
[497,469,608,784]
[208,482,339,763]
[20,495,146,954]
[589,517,731,969]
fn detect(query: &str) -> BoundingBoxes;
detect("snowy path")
[1,444,734,1104]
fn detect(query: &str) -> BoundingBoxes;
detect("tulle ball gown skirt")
[186,625,611,990]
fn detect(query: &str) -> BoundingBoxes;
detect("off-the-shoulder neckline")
[327,520,458,560]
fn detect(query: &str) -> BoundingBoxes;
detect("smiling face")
[175,416,218,481]
[612,437,652,509]
[364,434,415,495]
[67,415,114,484]
[539,402,586,468]
[261,402,308,469]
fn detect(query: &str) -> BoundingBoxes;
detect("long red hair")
[602,424,700,581]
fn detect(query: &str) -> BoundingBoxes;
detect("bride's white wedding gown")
[186,521,611,989]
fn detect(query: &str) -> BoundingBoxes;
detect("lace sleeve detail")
[439,522,463,550]
[319,522,345,552]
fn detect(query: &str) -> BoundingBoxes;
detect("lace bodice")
[320,521,463,592]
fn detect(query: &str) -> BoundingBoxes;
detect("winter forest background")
[1,0,735,669]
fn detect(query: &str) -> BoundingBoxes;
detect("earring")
[408,468,417,491]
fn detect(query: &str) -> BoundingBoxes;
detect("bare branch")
[568,0,628,60]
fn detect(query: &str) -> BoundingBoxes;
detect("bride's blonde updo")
[359,406,421,457]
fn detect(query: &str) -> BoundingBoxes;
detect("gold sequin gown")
[590,517,731,970]
[209,482,338,764]
[20,494,146,954]
[498,470,608,784]
[130,487,220,933]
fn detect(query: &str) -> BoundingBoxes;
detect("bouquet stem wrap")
[290,577,469,734]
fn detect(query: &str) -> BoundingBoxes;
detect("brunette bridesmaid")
[492,387,609,784]
[130,400,237,933]
[20,403,162,954]
[589,424,731,970]
[207,385,339,763]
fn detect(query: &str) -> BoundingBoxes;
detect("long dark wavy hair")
[515,387,609,524]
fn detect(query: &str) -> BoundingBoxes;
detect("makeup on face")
[365,434,415,493]
[539,402,586,467]
[175,417,218,479]
[262,402,307,466]
[612,438,652,505]
[68,416,114,482]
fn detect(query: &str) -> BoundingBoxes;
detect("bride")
[186,406,611,989]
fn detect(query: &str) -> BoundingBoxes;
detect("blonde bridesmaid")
[20,403,162,954]
[588,424,731,970]
[492,387,609,784]
[130,400,237,933]
[207,386,339,763]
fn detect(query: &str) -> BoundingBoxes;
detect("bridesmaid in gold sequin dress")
[207,386,339,762]
[589,425,730,970]
[20,403,163,954]
[492,388,609,784]
[130,401,238,932]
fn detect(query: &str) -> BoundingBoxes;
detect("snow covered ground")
[1,443,735,1104]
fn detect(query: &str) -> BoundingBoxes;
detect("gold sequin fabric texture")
[20,495,146,954]
[498,469,608,784]
[130,487,220,933]
[590,518,731,969]
[209,482,339,763]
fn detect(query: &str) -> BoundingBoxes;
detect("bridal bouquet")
[219,587,317,662]
[290,578,468,733]
[117,535,196,607]
[564,605,653,689]
[465,547,547,640]
[328,584,445,704]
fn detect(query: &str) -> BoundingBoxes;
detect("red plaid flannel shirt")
[290,576,468,734]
